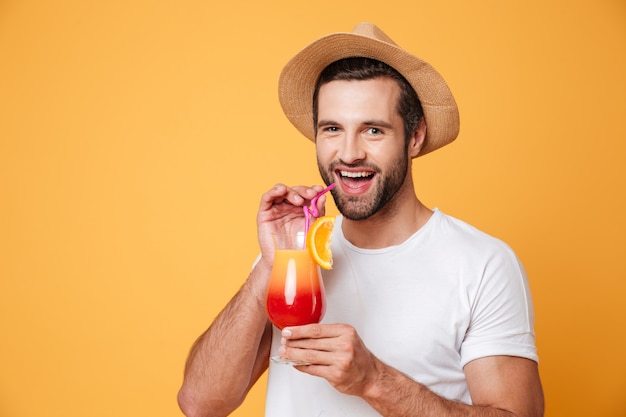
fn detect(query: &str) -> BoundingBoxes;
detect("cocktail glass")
[265,230,326,364]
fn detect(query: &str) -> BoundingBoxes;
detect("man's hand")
[256,183,327,270]
[277,323,382,397]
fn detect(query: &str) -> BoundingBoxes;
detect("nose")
[338,132,366,164]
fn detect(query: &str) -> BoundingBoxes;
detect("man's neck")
[341,194,433,249]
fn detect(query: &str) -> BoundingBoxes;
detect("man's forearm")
[363,361,538,417]
[177,265,271,417]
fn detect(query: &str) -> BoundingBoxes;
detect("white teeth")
[340,170,372,178]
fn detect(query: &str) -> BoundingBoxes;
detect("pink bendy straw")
[303,183,336,243]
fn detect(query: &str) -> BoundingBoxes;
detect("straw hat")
[278,22,460,156]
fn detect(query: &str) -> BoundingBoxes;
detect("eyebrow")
[363,120,394,129]
[317,119,338,128]
[317,119,394,129]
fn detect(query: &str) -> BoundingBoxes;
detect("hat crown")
[351,22,397,46]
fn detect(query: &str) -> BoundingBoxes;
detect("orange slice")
[306,216,335,270]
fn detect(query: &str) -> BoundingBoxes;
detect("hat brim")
[278,31,460,156]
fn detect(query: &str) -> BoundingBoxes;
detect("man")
[178,22,544,417]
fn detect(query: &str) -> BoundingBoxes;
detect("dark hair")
[312,57,424,144]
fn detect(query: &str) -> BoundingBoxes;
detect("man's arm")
[280,324,544,417]
[363,355,543,417]
[177,183,328,417]
[177,264,272,417]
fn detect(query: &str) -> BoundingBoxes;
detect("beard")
[318,153,409,221]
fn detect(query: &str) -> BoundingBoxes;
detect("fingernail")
[278,345,286,355]
[282,328,292,337]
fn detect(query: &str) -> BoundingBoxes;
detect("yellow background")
[1,1,625,416]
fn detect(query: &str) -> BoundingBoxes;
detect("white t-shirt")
[265,209,538,416]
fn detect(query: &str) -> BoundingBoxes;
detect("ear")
[408,118,427,159]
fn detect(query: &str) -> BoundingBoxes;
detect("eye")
[322,126,340,133]
[366,127,382,135]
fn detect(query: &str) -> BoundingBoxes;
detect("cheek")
[315,144,334,165]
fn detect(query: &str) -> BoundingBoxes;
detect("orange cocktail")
[266,248,325,329]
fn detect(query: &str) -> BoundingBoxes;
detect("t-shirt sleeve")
[460,243,539,367]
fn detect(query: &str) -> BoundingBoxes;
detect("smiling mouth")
[337,170,375,191]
